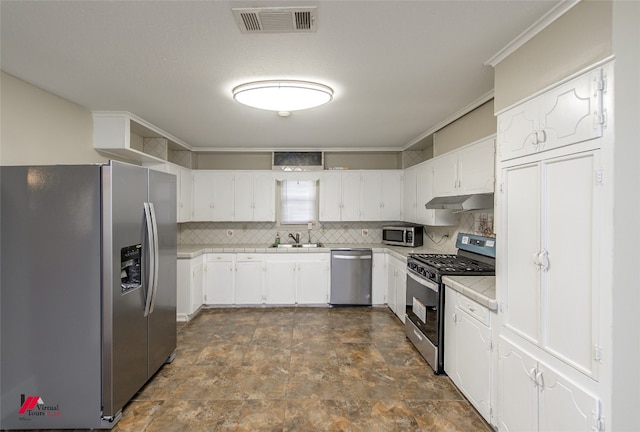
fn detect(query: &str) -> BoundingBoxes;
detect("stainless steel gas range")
[405,233,496,374]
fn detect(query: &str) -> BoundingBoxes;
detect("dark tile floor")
[17,307,492,431]
[123,307,492,431]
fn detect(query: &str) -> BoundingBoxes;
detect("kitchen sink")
[270,243,324,248]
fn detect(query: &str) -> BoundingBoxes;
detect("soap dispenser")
[275,232,281,245]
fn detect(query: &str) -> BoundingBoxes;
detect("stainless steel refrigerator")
[0,161,177,430]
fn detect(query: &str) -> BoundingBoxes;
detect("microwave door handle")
[407,270,439,293]
[403,230,407,244]
[143,202,155,317]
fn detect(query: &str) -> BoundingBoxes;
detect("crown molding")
[484,0,581,68]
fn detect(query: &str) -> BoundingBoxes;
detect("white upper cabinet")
[457,137,496,195]
[402,166,418,223]
[234,172,275,222]
[360,171,402,221]
[433,135,496,197]
[192,171,274,222]
[320,170,401,222]
[415,160,459,226]
[498,67,606,162]
[192,171,234,221]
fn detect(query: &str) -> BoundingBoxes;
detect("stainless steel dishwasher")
[330,248,373,305]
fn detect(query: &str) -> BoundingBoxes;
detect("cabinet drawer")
[457,295,490,326]
[236,253,263,262]
[207,253,233,262]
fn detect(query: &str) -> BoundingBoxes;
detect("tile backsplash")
[179,222,388,245]
[179,212,493,252]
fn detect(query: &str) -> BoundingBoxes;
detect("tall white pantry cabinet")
[495,61,611,431]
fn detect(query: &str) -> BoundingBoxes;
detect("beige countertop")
[442,275,497,311]
[177,243,445,261]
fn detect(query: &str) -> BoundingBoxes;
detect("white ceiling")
[1,1,561,152]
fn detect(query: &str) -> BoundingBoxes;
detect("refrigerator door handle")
[143,202,156,317]
[148,202,160,314]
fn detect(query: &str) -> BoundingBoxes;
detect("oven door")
[405,269,440,347]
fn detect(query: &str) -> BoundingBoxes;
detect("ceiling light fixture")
[232,80,333,112]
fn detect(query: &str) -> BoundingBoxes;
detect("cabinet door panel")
[205,259,235,304]
[497,337,538,432]
[443,287,457,376]
[394,266,407,323]
[458,137,495,195]
[253,172,275,221]
[543,151,600,377]
[233,173,254,221]
[432,152,458,197]
[297,260,329,304]
[341,172,361,221]
[498,98,539,161]
[319,172,342,221]
[381,171,402,221]
[502,162,541,344]
[455,309,492,420]
[179,168,192,222]
[265,261,296,304]
[192,171,215,221]
[540,69,603,152]
[360,171,382,221]
[402,166,417,223]
[538,364,599,432]
[212,173,235,221]
[235,261,264,304]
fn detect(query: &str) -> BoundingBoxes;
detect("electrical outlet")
[362,229,369,237]
[226,229,234,237]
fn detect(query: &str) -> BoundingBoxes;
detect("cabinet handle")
[532,252,541,267]
[529,367,537,384]
[538,129,547,144]
[540,249,550,271]
[536,371,544,388]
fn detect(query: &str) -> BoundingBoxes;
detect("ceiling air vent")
[232,7,317,34]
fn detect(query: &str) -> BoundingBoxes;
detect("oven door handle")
[407,270,439,293]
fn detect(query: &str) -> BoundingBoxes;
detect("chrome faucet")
[288,233,300,244]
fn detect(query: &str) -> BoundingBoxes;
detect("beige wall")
[0,72,107,165]
[433,100,496,156]
[324,152,401,170]
[494,0,612,112]
[197,151,401,170]
[196,152,272,170]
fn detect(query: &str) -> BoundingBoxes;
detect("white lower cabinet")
[235,254,265,304]
[201,253,330,306]
[386,254,406,322]
[295,256,330,304]
[204,254,235,305]
[176,256,204,321]
[265,260,297,304]
[371,252,387,305]
[497,336,602,432]
[444,287,493,424]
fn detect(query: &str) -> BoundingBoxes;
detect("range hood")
[425,193,494,212]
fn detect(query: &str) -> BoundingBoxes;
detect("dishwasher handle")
[332,254,372,260]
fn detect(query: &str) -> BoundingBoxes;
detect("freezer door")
[0,166,103,430]
[147,169,177,376]
[102,162,150,418]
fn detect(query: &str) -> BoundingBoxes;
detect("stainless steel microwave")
[382,226,423,247]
